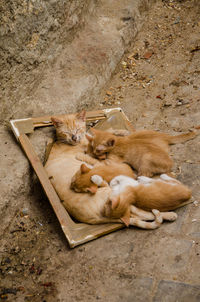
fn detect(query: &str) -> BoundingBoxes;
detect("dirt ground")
[1,0,200,301]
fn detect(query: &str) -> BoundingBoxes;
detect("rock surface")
[0,0,154,234]
[1,0,200,301]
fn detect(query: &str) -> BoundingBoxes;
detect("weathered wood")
[11,108,133,247]
[11,108,134,134]
[19,134,74,227]
[18,133,124,248]
[32,110,106,128]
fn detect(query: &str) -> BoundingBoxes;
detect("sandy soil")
[1,1,200,301]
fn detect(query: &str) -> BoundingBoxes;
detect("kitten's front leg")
[76,152,100,166]
[130,205,155,220]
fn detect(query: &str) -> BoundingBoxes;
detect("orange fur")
[87,128,197,177]
[71,162,136,194]
[103,177,191,223]
[122,181,191,211]
[45,113,179,229]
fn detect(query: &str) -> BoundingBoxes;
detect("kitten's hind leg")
[130,205,155,221]
[130,205,177,222]
[129,209,163,229]
[160,211,177,221]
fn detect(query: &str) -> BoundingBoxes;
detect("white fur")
[160,174,174,181]
[137,176,154,185]
[83,163,94,169]
[91,175,104,186]
[110,175,139,196]
[159,174,179,186]
[110,174,181,199]
[138,174,178,187]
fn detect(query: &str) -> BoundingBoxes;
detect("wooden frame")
[10,108,134,248]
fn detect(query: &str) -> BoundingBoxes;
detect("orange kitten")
[100,174,191,226]
[45,112,177,229]
[70,161,136,194]
[86,128,196,177]
[51,111,87,145]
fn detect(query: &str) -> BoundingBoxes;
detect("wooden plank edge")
[66,224,124,248]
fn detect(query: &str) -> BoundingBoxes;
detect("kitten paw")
[152,209,163,225]
[160,174,173,181]
[110,179,119,187]
[168,212,178,221]
[91,175,103,186]
[161,212,177,221]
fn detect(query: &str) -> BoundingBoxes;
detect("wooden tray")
[10,108,134,248]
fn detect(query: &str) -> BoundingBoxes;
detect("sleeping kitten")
[97,174,191,226]
[45,111,177,229]
[70,161,136,194]
[86,128,197,177]
[51,111,87,145]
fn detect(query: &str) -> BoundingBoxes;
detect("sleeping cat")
[92,174,191,226]
[70,161,136,194]
[86,128,197,177]
[45,111,176,229]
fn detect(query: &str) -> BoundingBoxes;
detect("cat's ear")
[111,196,120,209]
[86,185,98,194]
[86,133,93,142]
[106,138,115,147]
[80,164,91,174]
[51,117,63,127]
[90,128,98,136]
[76,110,86,121]
[120,210,130,227]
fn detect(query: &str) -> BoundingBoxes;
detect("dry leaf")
[143,51,153,59]
[106,91,112,96]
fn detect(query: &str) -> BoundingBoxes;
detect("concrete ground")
[1,0,200,301]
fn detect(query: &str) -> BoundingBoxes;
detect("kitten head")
[51,111,86,145]
[70,164,98,194]
[103,195,130,227]
[86,128,116,159]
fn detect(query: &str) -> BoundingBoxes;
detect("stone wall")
[0,0,156,236]
[0,0,93,123]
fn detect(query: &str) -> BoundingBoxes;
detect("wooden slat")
[12,108,133,247]
[32,109,106,128]
[18,133,124,248]
[19,134,75,228]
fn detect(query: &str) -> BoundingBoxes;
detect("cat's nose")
[72,134,77,141]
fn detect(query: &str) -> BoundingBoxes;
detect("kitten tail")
[167,131,197,144]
